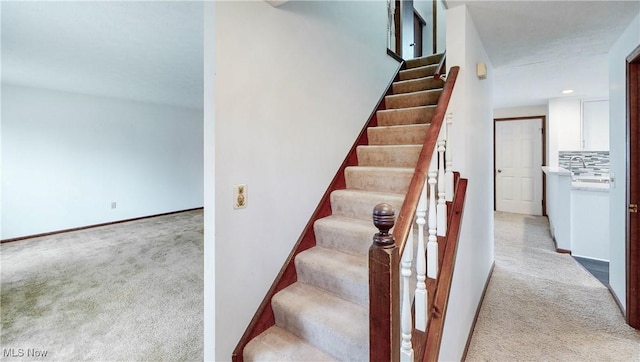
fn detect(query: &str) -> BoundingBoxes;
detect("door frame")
[413,9,426,58]
[626,44,640,329]
[394,0,401,57]
[493,116,547,216]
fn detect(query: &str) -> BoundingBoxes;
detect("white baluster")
[437,138,447,236]
[445,113,454,202]
[400,226,414,362]
[427,153,439,279]
[414,183,428,331]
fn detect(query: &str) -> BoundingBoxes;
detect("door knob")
[497,169,502,173]
[630,204,638,213]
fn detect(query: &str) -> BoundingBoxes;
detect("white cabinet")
[543,167,572,251]
[543,166,610,261]
[570,189,610,261]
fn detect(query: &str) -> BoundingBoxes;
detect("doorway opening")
[413,10,426,58]
[494,116,546,216]
[626,43,640,329]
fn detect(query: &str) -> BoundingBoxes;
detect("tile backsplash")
[558,151,609,177]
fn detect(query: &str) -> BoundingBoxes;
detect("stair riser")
[243,326,336,361]
[392,78,444,94]
[295,253,368,306]
[314,219,374,256]
[399,65,437,81]
[345,168,413,194]
[330,192,404,222]
[315,219,423,257]
[405,54,443,68]
[385,90,442,109]
[356,145,421,168]
[367,124,430,145]
[272,287,369,361]
[377,107,436,127]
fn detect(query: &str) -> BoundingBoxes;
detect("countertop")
[542,166,571,176]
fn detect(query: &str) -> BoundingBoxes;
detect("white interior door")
[495,118,543,215]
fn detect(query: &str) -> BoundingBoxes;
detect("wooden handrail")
[433,51,446,80]
[423,177,467,362]
[394,66,459,257]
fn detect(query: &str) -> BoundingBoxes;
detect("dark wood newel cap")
[373,203,395,247]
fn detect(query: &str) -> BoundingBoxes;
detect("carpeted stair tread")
[367,123,431,145]
[295,247,368,306]
[272,282,368,361]
[385,88,442,109]
[243,326,337,362]
[392,76,445,94]
[314,215,380,256]
[330,189,404,222]
[377,105,436,127]
[399,64,437,81]
[345,166,414,194]
[405,53,444,69]
[356,144,422,167]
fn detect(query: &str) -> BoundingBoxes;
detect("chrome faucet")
[569,156,587,177]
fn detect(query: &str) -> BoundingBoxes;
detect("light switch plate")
[234,184,247,209]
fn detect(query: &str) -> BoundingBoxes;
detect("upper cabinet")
[582,99,610,151]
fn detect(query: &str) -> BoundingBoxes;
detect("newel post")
[369,203,400,362]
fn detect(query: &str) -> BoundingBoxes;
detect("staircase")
[238,54,446,361]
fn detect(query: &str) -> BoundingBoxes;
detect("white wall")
[547,98,582,167]
[213,1,399,360]
[608,12,640,312]
[1,3,3,239]
[440,5,495,361]
[1,85,204,239]
[203,2,215,361]
[436,0,446,54]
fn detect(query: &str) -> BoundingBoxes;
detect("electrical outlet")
[111,202,117,209]
[234,184,247,209]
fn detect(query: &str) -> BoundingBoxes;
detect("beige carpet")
[0,210,203,361]
[466,212,640,361]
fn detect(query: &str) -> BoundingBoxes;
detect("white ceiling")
[1,1,203,110]
[446,0,640,108]
[3,1,638,111]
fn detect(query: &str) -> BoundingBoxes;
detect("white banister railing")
[414,183,428,332]
[397,112,454,359]
[427,162,438,280]
[445,113,454,202]
[437,129,447,236]
[400,224,414,362]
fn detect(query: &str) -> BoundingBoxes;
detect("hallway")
[466,212,640,360]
